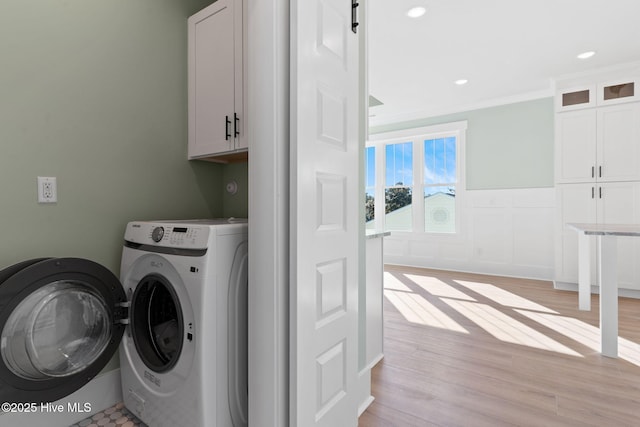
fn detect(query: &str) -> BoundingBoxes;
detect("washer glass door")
[131,274,183,373]
[1,280,112,380]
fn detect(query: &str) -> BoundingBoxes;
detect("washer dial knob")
[151,226,165,243]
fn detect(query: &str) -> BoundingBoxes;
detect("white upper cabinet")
[556,103,640,184]
[597,78,638,106]
[556,85,596,112]
[188,0,245,160]
[597,103,640,182]
[555,109,597,183]
[556,77,639,112]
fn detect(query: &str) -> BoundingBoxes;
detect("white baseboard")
[0,369,122,427]
[553,281,640,299]
[358,395,375,417]
[357,367,374,417]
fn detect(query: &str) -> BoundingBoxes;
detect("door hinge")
[351,0,359,33]
[115,301,130,325]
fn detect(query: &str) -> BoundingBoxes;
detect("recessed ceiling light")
[577,51,596,59]
[454,79,468,85]
[407,6,427,18]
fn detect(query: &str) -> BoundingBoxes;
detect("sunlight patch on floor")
[516,309,640,366]
[454,280,558,314]
[404,274,476,301]
[442,299,582,357]
[383,271,640,361]
[383,272,412,292]
[384,289,469,333]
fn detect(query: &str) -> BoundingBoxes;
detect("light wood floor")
[359,265,640,427]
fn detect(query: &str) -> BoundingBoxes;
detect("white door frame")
[248,1,365,426]
[247,0,290,426]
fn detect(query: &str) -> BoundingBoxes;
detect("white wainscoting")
[0,369,121,427]
[384,188,555,280]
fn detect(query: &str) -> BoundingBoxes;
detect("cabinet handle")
[592,187,595,199]
[234,113,240,137]
[592,166,594,178]
[599,166,602,178]
[225,116,231,140]
[351,0,359,33]
[599,186,602,199]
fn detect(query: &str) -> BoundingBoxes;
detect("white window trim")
[367,121,467,240]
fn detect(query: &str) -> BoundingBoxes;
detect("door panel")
[291,0,359,425]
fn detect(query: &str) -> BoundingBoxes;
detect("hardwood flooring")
[358,265,640,427]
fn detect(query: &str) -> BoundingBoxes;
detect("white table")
[568,223,640,357]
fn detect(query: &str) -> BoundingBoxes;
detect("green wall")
[0,0,252,373]
[370,97,555,189]
[0,0,226,271]
[222,162,249,218]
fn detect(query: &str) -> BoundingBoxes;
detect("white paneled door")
[290,0,360,425]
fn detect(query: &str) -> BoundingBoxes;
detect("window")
[366,121,466,235]
[365,146,375,230]
[424,136,456,233]
[385,142,413,231]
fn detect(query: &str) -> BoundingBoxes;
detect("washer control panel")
[151,226,164,242]
[125,222,210,249]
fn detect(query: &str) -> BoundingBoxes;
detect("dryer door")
[0,258,126,404]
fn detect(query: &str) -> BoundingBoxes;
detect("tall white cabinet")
[554,66,640,292]
[188,0,247,161]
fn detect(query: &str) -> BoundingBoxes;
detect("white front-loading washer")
[0,219,248,427]
[119,219,248,427]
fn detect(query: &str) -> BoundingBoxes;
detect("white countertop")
[365,231,390,239]
[568,223,640,237]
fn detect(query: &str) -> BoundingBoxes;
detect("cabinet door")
[556,86,595,112]
[555,183,596,284]
[597,79,637,106]
[597,103,640,182]
[597,182,640,290]
[188,0,236,158]
[232,0,246,151]
[555,110,597,183]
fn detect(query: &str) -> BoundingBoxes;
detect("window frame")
[367,121,467,237]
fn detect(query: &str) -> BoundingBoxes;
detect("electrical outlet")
[37,176,57,203]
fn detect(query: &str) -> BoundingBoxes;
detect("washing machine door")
[0,258,126,404]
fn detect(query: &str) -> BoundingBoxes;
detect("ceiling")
[368,0,640,126]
